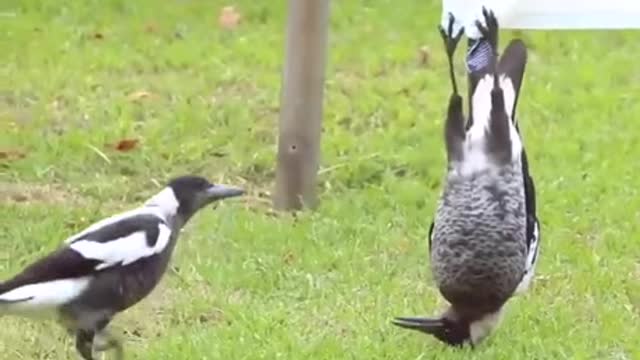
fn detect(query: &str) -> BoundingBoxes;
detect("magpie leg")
[94,318,124,360]
[438,13,466,163]
[94,331,124,360]
[438,13,464,95]
[75,329,95,360]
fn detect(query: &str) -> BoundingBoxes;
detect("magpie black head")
[393,305,503,348]
[167,175,244,218]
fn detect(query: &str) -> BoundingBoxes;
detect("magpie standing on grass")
[392,9,540,346]
[0,175,244,359]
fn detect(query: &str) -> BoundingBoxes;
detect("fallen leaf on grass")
[418,46,430,66]
[113,139,139,152]
[127,90,154,102]
[198,308,225,325]
[144,23,158,33]
[0,149,26,161]
[92,32,104,40]
[219,6,242,30]
[282,250,297,265]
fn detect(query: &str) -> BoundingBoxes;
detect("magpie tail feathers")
[485,78,512,164]
[487,39,527,161]
[497,39,527,124]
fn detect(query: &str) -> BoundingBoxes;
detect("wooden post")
[274,0,330,211]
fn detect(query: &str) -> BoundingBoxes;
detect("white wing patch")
[70,223,173,270]
[456,74,523,177]
[0,277,91,314]
[515,219,540,295]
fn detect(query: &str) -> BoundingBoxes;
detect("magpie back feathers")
[70,214,164,247]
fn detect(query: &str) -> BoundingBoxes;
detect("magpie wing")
[0,214,171,301]
[68,214,172,270]
[514,150,541,294]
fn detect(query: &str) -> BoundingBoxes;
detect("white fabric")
[442,0,640,33]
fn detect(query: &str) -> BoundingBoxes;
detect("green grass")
[2,0,640,358]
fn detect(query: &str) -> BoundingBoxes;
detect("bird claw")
[475,7,499,55]
[439,13,464,59]
[94,331,124,360]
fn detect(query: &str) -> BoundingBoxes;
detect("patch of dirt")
[0,182,77,204]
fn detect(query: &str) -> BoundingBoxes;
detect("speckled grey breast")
[430,162,527,310]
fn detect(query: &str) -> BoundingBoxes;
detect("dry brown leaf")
[0,149,26,161]
[113,139,139,152]
[127,90,154,102]
[92,32,104,40]
[418,46,430,66]
[282,250,296,265]
[218,6,242,30]
[144,23,158,33]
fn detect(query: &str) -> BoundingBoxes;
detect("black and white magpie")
[392,9,540,346]
[0,175,244,359]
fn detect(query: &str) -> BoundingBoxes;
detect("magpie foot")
[75,329,95,360]
[95,328,124,360]
[438,13,464,94]
[475,7,499,56]
[439,13,464,59]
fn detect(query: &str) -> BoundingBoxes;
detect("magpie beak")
[392,316,443,333]
[205,184,244,201]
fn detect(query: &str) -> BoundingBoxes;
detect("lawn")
[1,0,640,359]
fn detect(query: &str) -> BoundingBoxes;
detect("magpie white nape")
[0,175,244,360]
